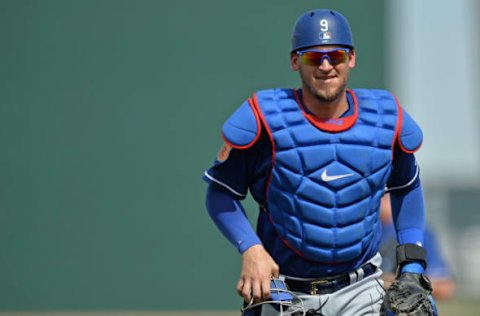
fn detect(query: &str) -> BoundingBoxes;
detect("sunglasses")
[297,48,350,66]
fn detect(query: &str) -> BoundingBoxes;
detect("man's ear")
[290,53,300,71]
[348,49,356,68]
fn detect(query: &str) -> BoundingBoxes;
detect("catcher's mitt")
[385,272,436,316]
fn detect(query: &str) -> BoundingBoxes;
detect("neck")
[301,88,349,119]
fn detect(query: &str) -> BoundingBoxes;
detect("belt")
[284,263,377,295]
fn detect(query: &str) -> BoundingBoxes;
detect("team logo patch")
[320,31,332,40]
[217,142,232,163]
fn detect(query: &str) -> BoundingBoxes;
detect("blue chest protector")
[250,88,400,263]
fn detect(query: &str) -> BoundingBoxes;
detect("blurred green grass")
[437,298,480,316]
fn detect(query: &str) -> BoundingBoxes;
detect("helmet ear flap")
[291,9,354,52]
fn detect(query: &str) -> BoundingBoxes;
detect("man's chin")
[315,90,341,103]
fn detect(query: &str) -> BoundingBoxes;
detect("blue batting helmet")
[291,9,354,52]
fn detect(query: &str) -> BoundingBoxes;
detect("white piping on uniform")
[204,171,246,197]
[386,163,419,192]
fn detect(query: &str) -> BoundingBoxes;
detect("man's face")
[291,45,356,103]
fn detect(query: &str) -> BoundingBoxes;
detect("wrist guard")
[396,243,427,270]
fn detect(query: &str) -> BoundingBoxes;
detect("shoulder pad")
[353,88,392,99]
[255,88,295,100]
[222,99,261,149]
[398,109,423,153]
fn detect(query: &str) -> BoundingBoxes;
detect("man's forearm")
[390,182,425,246]
[206,185,261,253]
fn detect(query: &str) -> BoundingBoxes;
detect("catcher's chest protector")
[253,88,400,263]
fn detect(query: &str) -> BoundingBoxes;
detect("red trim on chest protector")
[293,88,359,132]
[221,98,262,150]
[251,93,276,203]
[393,95,422,154]
[392,94,403,159]
[391,94,423,157]
[399,139,423,154]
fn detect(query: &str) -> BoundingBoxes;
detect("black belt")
[284,263,377,295]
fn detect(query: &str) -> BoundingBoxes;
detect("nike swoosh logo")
[321,169,354,182]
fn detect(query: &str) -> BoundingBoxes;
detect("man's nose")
[318,57,333,71]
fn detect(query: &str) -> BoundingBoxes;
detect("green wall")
[0,0,385,310]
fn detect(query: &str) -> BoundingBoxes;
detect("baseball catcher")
[204,8,437,316]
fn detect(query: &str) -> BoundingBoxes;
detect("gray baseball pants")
[255,253,385,316]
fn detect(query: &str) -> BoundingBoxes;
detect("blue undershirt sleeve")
[390,183,425,246]
[388,146,424,247]
[391,184,426,274]
[206,184,262,254]
[387,147,427,274]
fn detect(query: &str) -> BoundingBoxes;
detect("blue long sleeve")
[390,182,425,246]
[206,185,262,253]
[390,182,426,274]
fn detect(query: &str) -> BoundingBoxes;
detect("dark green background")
[0,0,385,310]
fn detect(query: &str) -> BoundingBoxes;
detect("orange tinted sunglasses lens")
[299,49,349,66]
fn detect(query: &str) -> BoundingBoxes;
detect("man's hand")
[236,244,280,303]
